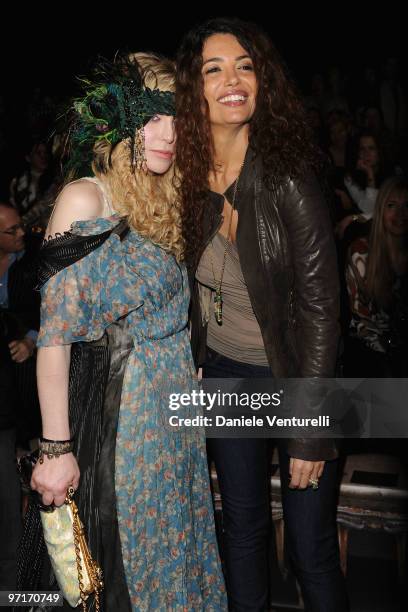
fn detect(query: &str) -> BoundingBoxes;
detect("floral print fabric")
[37,214,226,611]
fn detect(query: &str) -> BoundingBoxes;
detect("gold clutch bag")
[41,487,103,611]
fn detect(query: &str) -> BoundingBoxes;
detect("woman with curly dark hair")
[176,17,349,611]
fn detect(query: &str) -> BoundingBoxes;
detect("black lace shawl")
[36,219,129,289]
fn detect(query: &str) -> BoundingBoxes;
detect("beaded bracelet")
[38,439,74,464]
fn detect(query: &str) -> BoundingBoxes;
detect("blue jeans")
[204,348,349,612]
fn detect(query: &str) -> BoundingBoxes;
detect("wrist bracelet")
[38,440,74,464]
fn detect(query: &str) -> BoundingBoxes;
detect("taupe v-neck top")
[196,232,268,366]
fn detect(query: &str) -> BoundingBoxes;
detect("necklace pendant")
[214,289,223,325]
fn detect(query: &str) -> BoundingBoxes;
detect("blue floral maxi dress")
[36,215,227,611]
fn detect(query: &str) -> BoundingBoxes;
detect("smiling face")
[201,33,258,128]
[383,190,408,237]
[142,114,176,174]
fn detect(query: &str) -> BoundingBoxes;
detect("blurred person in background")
[9,139,59,230]
[344,176,408,376]
[0,202,40,596]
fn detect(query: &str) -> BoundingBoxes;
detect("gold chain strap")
[66,487,102,612]
[72,513,88,612]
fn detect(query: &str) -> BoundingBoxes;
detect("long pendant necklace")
[210,164,243,325]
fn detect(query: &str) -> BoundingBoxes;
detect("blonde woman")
[345,175,408,376]
[28,54,226,611]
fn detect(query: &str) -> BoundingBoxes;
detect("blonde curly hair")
[92,53,183,260]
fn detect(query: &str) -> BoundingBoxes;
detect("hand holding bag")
[40,486,103,611]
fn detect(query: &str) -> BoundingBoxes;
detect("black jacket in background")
[0,234,41,432]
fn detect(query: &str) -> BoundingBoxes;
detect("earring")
[133,127,147,172]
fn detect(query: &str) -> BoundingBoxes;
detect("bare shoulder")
[46,180,105,237]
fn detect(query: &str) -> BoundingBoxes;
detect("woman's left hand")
[288,458,325,490]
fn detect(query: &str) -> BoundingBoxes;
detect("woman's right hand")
[31,452,80,507]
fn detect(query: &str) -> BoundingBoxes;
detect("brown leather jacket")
[189,147,340,461]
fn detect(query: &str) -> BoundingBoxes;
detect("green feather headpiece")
[65,56,175,177]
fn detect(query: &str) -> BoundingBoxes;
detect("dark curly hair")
[176,17,323,266]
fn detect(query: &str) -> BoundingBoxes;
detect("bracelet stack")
[38,437,74,464]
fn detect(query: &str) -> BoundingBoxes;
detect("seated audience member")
[344,177,408,376]
[9,139,58,230]
[325,113,355,221]
[327,113,353,178]
[361,105,396,161]
[336,130,393,240]
[344,130,391,217]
